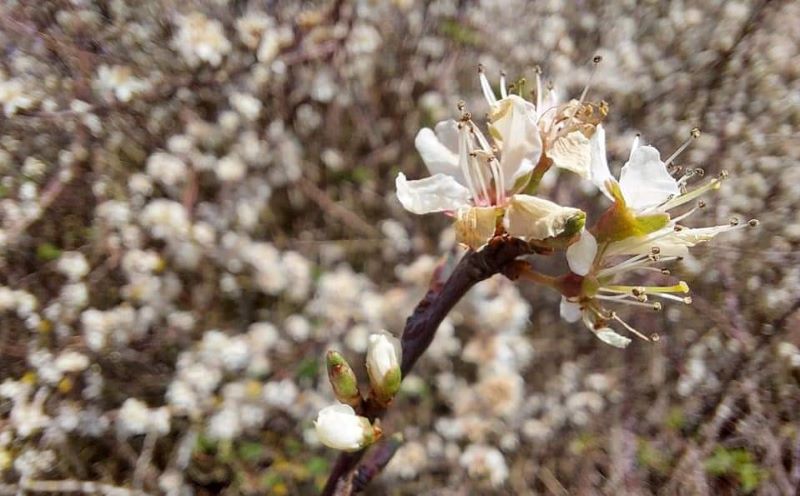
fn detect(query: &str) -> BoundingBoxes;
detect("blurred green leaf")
[704,447,766,494]
[636,439,670,474]
[238,441,264,462]
[306,456,329,477]
[195,433,218,454]
[295,358,319,381]
[439,18,479,46]
[665,407,685,430]
[37,242,62,261]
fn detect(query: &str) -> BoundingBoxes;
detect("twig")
[352,435,404,493]
[132,431,158,491]
[320,236,534,495]
[296,179,383,239]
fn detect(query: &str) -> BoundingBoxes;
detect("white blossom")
[314,403,376,452]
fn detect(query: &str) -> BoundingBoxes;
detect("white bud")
[314,404,377,451]
[366,332,402,403]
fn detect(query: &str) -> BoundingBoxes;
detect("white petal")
[490,95,543,187]
[566,230,597,275]
[395,172,471,214]
[550,131,591,178]
[560,297,582,323]
[595,328,631,348]
[503,194,583,240]
[314,403,367,451]
[619,145,680,210]
[589,124,614,201]
[414,121,463,183]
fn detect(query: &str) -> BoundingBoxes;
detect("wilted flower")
[314,403,380,452]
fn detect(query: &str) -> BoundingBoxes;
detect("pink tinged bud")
[326,351,361,407]
[314,404,380,452]
[366,332,402,404]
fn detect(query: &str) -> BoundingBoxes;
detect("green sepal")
[376,368,402,404]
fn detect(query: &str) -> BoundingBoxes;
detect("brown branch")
[320,236,533,495]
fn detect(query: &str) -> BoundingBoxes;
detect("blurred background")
[0,0,799,494]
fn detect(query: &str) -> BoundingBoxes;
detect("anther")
[593,55,603,64]
[457,100,466,111]
[697,200,706,208]
[748,219,759,227]
[665,128,701,166]
[660,268,671,275]
[651,246,661,255]
[683,296,693,304]
[477,63,485,73]
[650,333,661,342]
[729,217,740,226]
[652,302,663,311]
[719,170,729,179]
[694,168,705,177]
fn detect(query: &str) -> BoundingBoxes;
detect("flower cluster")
[396,64,758,349]
[314,333,401,451]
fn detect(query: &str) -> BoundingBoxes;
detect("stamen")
[648,293,693,304]
[596,295,658,310]
[516,78,527,97]
[671,204,701,224]
[470,122,506,204]
[610,312,651,341]
[658,177,724,211]
[578,55,602,105]
[534,65,543,112]
[603,281,689,295]
[499,71,508,99]
[457,124,480,203]
[478,64,497,107]
[665,127,701,166]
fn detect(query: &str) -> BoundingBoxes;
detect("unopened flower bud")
[366,332,402,404]
[314,403,381,451]
[326,350,361,407]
